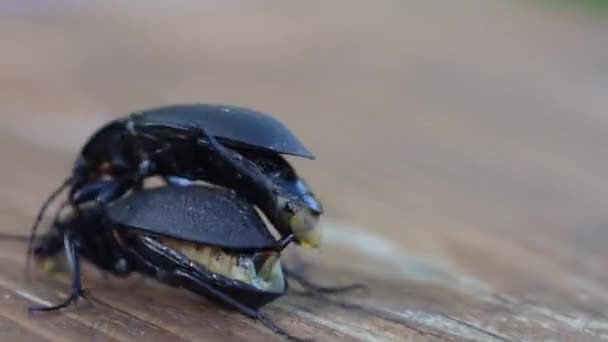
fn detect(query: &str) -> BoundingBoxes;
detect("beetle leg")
[163,176,194,186]
[173,269,305,341]
[196,129,281,217]
[26,177,73,279]
[197,129,265,184]
[97,179,133,204]
[29,231,86,312]
[72,180,114,204]
[197,129,316,244]
[265,234,295,252]
[175,269,261,317]
[128,237,306,340]
[71,179,133,205]
[283,266,368,295]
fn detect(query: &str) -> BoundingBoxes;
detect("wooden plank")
[0,315,52,342]
[2,1,608,341]
[0,255,184,342]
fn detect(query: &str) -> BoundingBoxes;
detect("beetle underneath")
[28,184,365,341]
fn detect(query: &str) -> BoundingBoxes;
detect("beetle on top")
[28,104,324,267]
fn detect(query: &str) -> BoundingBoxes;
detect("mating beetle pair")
[29,104,323,265]
[27,104,361,340]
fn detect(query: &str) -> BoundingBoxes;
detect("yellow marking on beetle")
[42,258,57,273]
[290,213,322,248]
[160,238,284,292]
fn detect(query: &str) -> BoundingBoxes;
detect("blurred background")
[2,1,608,340]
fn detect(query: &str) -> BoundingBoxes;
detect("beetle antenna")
[25,176,73,279]
[283,266,368,295]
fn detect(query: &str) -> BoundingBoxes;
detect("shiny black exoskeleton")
[31,185,358,340]
[28,104,324,265]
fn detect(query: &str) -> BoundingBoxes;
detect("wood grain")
[1,1,608,341]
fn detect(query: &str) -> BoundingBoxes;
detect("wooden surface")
[1,1,608,341]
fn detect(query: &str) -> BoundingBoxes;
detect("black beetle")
[31,184,360,340]
[28,104,324,269]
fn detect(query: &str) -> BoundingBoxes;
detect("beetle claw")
[28,289,86,313]
[273,234,294,252]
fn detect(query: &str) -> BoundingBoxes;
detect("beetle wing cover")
[131,104,314,159]
[107,185,277,249]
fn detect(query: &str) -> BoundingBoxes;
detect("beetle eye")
[299,193,323,215]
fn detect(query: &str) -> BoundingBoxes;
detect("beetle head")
[277,192,323,248]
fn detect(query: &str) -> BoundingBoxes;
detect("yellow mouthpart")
[290,214,322,249]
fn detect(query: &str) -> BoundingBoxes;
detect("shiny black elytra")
[28,104,324,269]
[31,185,359,340]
